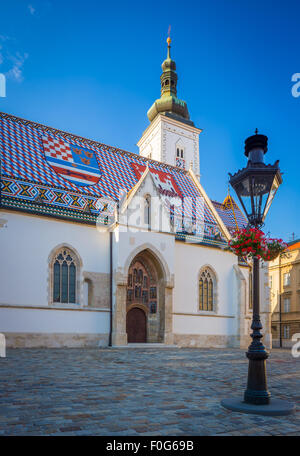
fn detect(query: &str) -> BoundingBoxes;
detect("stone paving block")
[0,348,299,436]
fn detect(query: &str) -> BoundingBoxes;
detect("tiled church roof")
[0,112,238,246]
[212,199,247,233]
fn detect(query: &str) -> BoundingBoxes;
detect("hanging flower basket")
[228,228,266,259]
[228,228,287,261]
[263,238,288,261]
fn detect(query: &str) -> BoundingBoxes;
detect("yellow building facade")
[269,240,300,347]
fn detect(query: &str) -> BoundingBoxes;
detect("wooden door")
[126,307,147,343]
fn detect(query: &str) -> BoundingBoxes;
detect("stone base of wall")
[236,335,252,350]
[4,333,109,348]
[174,334,241,349]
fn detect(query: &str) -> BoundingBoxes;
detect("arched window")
[144,195,151,229]
[52,248,78,304]
[175,144,185,169]
[199,268,217,312]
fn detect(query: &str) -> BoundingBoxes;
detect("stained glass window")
[199,278,203,310]
[69,263,76,303]
[61,261,68,303]
[138,269,143,283]
[53,261,60,302]
[150,287,157,299]
[126,260,158,314]
[52,248,77,304]
[199,269,215,311]
[203,279,208,310]
[208,280,213,311]
[150,302,157,314]
[142,290,148,303]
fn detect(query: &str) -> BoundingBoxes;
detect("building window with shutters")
[283,325,290,339]
[49,245,81,305]
[283,272,291,287]
[198,267,218,312]
[283,297,291,313]
[269,275,273,289]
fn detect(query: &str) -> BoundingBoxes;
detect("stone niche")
[82,271,110,308]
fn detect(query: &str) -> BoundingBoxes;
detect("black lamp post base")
[221,398,295,416]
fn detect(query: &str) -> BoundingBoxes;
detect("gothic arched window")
[199,268,217,312]
[52,248,78,304]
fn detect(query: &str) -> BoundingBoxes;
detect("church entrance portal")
[126,251,163,343]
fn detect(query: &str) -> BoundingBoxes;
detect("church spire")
[160,34,177,98]
[147,33,193,125]
[167,36,171,58]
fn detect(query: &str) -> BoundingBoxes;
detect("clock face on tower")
[176,157,185,169]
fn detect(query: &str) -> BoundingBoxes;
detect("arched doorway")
[112,245,174,347]
[126,307,147,343]
[126,251,162,343]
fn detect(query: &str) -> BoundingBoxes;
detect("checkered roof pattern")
[212,200,247,232]
[42,135,74,161]
[0,112,218,226]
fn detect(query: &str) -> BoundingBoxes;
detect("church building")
[0,37,262,348]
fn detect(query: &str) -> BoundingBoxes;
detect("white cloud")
[0,35,11,43]
[28,4,35,15]
[6,52,29,82]
[0,35,28,83]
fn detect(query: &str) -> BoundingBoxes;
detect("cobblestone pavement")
[0,347,299,436]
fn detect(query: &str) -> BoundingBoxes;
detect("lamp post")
[221,131,295,415]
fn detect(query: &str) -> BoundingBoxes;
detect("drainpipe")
[109,231,113,347]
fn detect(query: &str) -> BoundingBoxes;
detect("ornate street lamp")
[229,130,282,229]
[221,131,295,415]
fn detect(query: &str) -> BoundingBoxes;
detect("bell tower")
[137,35,201,179]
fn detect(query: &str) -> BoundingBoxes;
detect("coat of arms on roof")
[131,163,182,198]
[41,134,102,187]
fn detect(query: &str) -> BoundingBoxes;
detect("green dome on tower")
[147,36,193,126]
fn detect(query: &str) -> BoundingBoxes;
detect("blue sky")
[0,0,299,241]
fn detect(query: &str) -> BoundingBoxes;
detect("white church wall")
[173,314,235,335]
[0,307,109,348]
[173,241,241,347]
[0,211,110,347]
[113,228,175,277]
[0,307,109,334]
[0,211,109,308]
